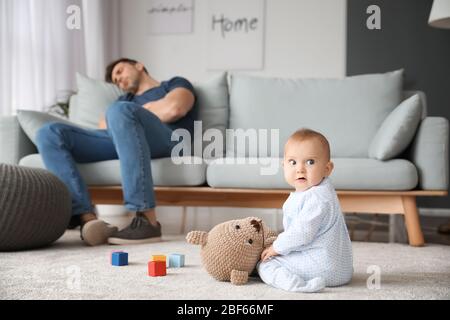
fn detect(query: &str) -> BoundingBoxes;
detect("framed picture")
[207,0,265,70]
[147,0,194,34]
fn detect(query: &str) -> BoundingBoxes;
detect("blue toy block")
[111,252,128,266]
[168,254,185,268]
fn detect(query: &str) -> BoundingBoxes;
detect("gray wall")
[347,0,450,209]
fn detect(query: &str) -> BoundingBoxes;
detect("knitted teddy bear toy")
[186,216,277,285]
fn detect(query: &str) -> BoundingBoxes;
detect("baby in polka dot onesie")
[257,128,353,292]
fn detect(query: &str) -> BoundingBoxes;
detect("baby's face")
[283,138,334,192]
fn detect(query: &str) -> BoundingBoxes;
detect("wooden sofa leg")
[180,206,187,235]
[401,196,425,247]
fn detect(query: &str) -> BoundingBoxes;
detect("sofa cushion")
[70,73,125,128]
[403,90,427,119]
[206,157,418,190]
[19,154,207,186]
[369,94,422,160]
[195,72,229,157]
[228,70,403,158]
[17,110,84,146]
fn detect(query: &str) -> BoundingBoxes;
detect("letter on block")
[168,254,185,268]
[148,261,166,276]
[111,252,128,266]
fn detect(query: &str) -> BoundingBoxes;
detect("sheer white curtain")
[0,0,120,116]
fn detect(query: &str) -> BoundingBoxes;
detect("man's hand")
[261,245,279,262]
[98,116,107,129]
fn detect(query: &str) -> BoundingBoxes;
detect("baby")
[257,128,353,292]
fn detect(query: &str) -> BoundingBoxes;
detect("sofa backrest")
[227,70,404,158]
[68,72,229,133]
[68,72,230,157]
[68,71,427,160]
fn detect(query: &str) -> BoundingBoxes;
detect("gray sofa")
[1,70,448,246]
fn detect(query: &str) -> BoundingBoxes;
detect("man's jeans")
[36,101,177,216]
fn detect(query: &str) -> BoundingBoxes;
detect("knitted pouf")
[0,163,71,251]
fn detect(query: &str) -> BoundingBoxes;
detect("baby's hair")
[285,128,331,161]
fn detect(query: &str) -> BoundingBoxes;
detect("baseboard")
[419,207,450,217]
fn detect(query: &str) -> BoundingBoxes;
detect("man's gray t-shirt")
[118,76,197,134]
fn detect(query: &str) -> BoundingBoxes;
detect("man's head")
[283,128,334,192]
[105,58,149,93]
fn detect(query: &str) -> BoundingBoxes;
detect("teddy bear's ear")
[186,231,208,245]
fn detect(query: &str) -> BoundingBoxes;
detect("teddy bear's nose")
[250,219,261,232]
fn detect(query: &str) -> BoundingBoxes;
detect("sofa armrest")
[408,117,449,190]
[0,115,37,165]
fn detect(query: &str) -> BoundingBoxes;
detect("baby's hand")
[261,245,279,262]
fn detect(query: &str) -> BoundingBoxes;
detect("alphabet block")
[148,261,166,276]
[151,255,166,262]
[168,254,185,268]
[111,251,128,266]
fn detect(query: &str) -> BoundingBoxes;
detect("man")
[36,58,197,246]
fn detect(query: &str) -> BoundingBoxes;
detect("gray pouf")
[0,163,71,251]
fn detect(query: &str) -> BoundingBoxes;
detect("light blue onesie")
[257,177,353,292]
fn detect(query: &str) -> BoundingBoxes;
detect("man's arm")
[97,87,195,129]
[143,87,195,123]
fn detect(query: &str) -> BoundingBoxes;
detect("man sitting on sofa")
[36,58,197,246]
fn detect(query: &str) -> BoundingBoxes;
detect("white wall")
[119,0,347,81]
[115,0,347,234]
